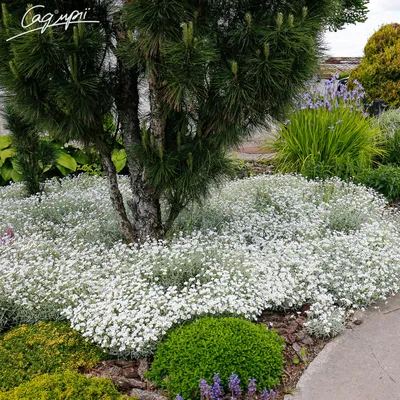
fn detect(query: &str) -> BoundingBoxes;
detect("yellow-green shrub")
[0,372,125,400]
[0,321,109,391]
[350,24,400,108]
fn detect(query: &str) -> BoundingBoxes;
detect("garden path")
[285,293,400,400]
[233,129,275,161]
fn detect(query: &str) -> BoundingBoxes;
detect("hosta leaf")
[111,149,127,173]
[0,135,12,150]
[56,164,72,177]
[0,148,14,163]
[11,169,23,183]
[71,150,90,165]
[10,159,24,175]
[1,162,13,182]
[56,151,77,172]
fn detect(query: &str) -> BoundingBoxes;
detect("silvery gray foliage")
[0,174,399,356]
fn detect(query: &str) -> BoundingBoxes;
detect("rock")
[287,321,299,334]
[86,359,143,389]
[270,322,285,329]
[300,335,314,345]
[295,331,306,341]
[115,360,135,368]
[296,317,306,326]
[102,365,122,376]
[122,367,140,379]
[352,310,364,322]
[353,319,363,326]
[286,333,296,344]
[129,389,168,400]
[138,358,149,380]
[117,377,147,391]
[292,342,308,361]
[113,376,149,391]
[269,315,283,322]
[292,342,302,353]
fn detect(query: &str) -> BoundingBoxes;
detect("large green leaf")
[111,148,127,173]
[71,149,91,165]
[1,162,13,182]
[0,135,12,150]
[0,148,14,163]
[10,158,24,175]
[11,169,23,183]
[56,151,77,172]
[56,164,71,177]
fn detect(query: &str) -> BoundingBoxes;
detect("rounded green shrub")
[350,24,400,108]
[0,321,109,391]
[0,372,125,400]
[147,317,284,399]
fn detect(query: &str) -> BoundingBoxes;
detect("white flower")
[0,174,399,355]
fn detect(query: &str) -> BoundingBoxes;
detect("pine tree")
[0,0,345,242]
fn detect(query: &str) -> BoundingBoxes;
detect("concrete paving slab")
[285,293,400,400]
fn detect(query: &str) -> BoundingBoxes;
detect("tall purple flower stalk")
[210,373,224,400]
[200,379,212,400]
[198,374,276,400]
[229,374,242,399]
[294,73,366,115]
[259,389,277,400]
[246,379,257,400]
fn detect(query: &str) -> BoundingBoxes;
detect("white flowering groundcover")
[1,174,400,357]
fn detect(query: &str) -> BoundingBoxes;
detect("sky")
[324,0,400,57]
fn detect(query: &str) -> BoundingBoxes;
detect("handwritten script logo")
[6,5,100,42]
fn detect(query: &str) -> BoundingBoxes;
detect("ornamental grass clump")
[147,317,284,399]
[271,75,385,179]
[0,321,109,391]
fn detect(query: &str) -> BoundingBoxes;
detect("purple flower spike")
[229,374,242,398]
[259,389,277,400]
[199,379,212,400]
[176,395,185,400]
[210,373,223,400]
[246,379,257,400]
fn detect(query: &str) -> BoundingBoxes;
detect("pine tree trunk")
[148,75,167,146]
[101,149,137,243]
[116,61,164,242]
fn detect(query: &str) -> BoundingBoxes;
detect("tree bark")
[101,149,137,243]
[116,60,164,242]
[148,75,167,147]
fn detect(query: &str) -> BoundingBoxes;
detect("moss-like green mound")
[0,372,126,400]
[147,317,284,398]
[0,321,109,391]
